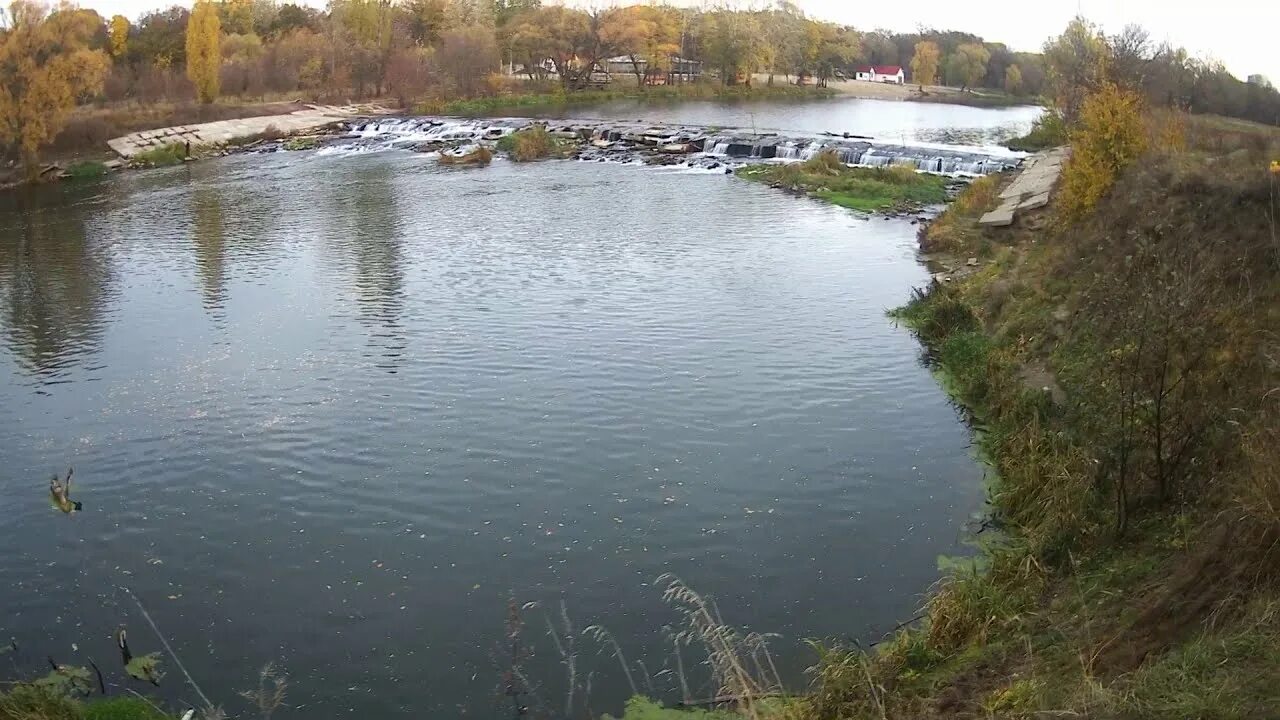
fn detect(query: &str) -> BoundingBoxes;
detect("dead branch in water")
[119,585,215,710]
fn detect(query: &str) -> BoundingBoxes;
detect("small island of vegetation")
[737,150,948,212]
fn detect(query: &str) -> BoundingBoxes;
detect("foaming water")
[0,134,984,717]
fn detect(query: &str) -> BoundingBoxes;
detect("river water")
[0,98,1031,717]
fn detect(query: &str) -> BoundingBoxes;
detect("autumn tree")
[1043,16,1109,124]
[599,5,679,87]
[185,0,221,102]
[909,40,939,89]
[0,0,110,179]
[506,5,596,88]
[1056,83,1147,224]
[436,26,497,96]
[398,0,446,46]
[108,13,128,59]
[1004,63,1022,95]
[695,9,767,86]
[330,0,394,96]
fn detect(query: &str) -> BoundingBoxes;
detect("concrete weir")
[106,104,386,158]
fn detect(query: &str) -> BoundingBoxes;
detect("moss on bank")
[737,150,947,212]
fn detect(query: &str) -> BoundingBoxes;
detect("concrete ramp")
[980,147,1070,227]
[107,105,381,158]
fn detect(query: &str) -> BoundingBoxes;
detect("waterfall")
[308,115,1023,175]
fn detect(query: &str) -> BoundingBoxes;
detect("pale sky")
[85,0,1279,83]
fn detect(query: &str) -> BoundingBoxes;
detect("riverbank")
[416,83,838,116]
[819,77,1037,108]
[789,117,1280,718]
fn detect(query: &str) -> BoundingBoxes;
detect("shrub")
[130,142,188,167]
[1055,84,1147,225]
[1006,110,1067,152]
[495,126,573,162]
[66,161,108,179]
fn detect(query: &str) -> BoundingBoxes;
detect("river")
[0,98,1034,717]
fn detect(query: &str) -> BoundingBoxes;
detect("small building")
[854,65,905,84]
[605,55,645,77]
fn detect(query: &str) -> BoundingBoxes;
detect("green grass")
[1006,111,1067,151]
[65,161,108,179]
[419,83,836,116]
[129,143,187,167]
[738,150,947,212]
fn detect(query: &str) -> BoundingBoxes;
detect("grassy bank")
[418,83,836,116]
[737,150,947,212]
[787,117,1280,718]
[0,686,169,720]
[1004,111,1067,152]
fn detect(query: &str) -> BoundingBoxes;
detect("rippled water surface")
[0,100,989,717]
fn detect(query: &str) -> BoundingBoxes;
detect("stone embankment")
[979,147,1070,226]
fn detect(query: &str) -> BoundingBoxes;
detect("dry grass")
[238,662,287,720]
[657,574,783,719]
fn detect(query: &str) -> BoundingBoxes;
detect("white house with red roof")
[854,65,905,84]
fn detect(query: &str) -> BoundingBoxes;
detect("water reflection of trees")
[0,186,114,377]
[327,163,407,370]
[191,181,228,314]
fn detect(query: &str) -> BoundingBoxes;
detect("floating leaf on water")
[126,652,165,685]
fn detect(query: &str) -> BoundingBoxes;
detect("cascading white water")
[308,116,1022,175]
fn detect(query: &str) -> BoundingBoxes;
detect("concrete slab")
[106,104,390,158]
[1018,191,1051,210]
[980,207,1015,226]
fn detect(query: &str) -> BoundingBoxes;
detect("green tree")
[130,6,188,67]
[1043,16,1109,124]
[0,0,110,179]
[186,0,221,103]
[909,40,939,89]
[951,42,989,91]
[1004,63,1023,95]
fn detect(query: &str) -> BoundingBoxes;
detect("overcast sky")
[85,0,1279,83]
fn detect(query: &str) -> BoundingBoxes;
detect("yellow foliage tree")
[108,14,129,59]
[0,1,110,179]
[1004,64,1023,95]
[909,40,939,90]
[1056,83,1148,225]
[186,0,222,104]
